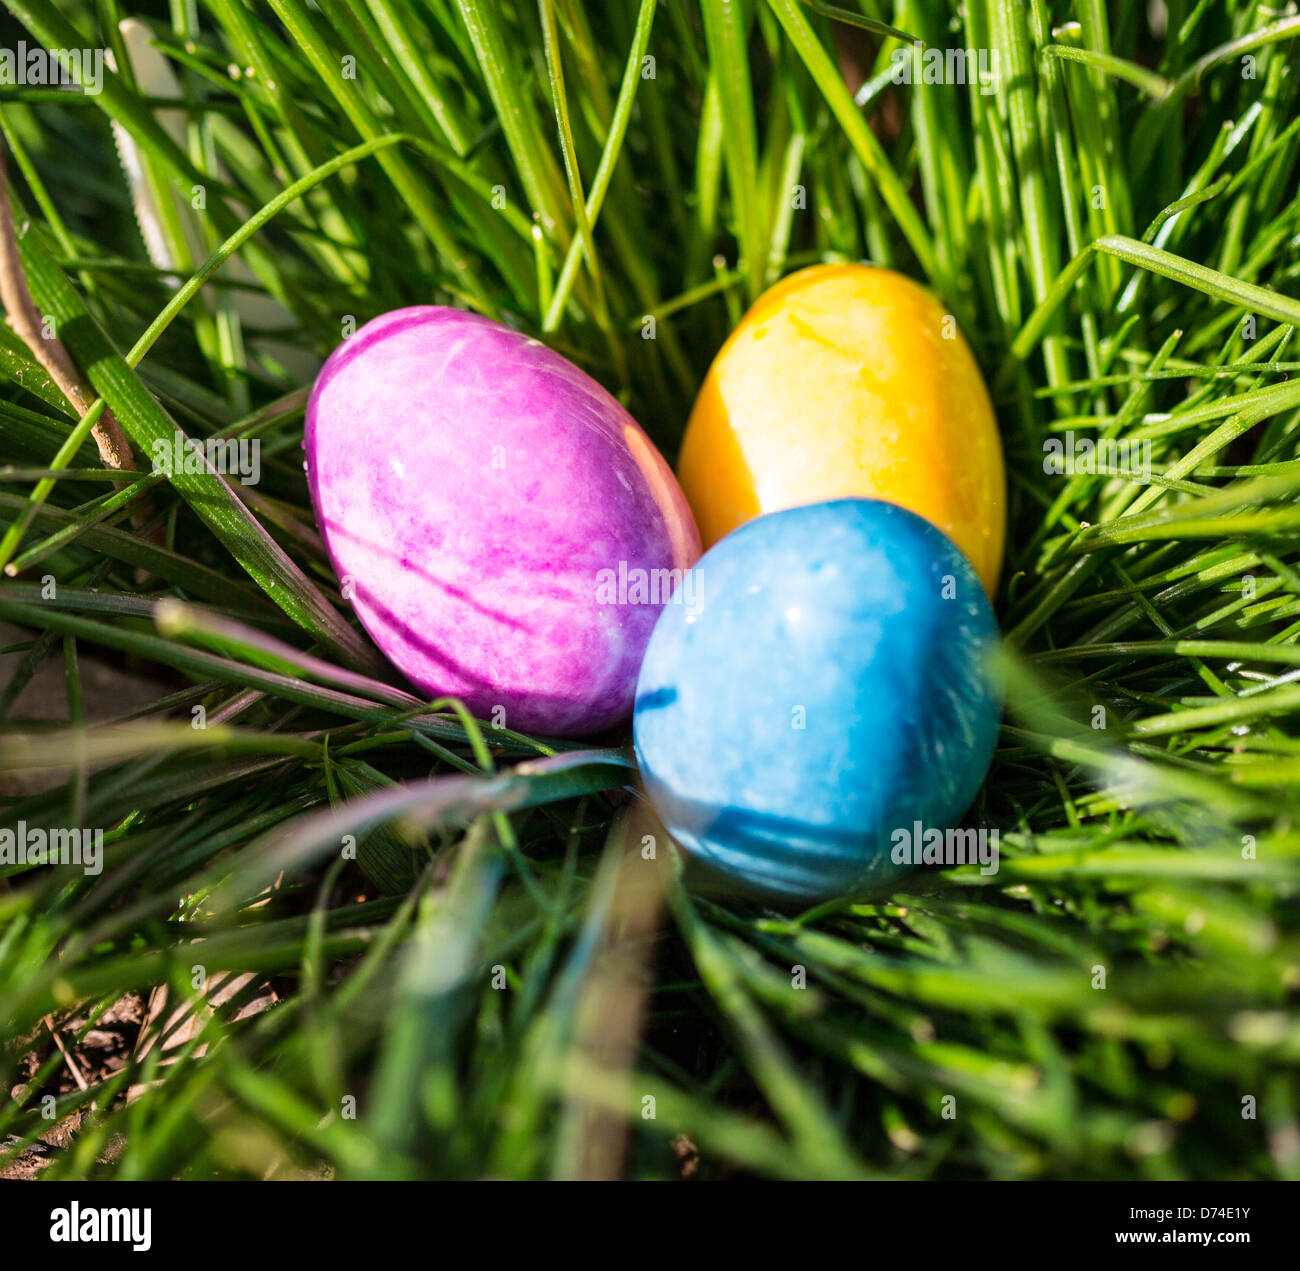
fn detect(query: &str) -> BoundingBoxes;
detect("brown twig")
[43,1013,89,1093]
[0,145,135,473]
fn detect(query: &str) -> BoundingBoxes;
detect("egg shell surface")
[306,306,700,736]
[633,498,1002,904]
[677,263,1005,592]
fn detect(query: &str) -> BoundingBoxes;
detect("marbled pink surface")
[305,306,700,736]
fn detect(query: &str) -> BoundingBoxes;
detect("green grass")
[1,0,1299,1180]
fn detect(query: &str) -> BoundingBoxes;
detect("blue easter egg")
[633,498,1002,904]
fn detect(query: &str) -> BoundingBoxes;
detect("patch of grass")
[0,0,1298,1180]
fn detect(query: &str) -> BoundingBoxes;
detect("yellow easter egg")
[677,263,1005,593]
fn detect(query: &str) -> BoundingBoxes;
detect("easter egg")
[306,306,700,736]
[677,263,1005,592]
[633,499,1001,904]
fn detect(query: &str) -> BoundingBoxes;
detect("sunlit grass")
[0,0,1298,1180]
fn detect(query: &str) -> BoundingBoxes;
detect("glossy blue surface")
[633,499,1002,904]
